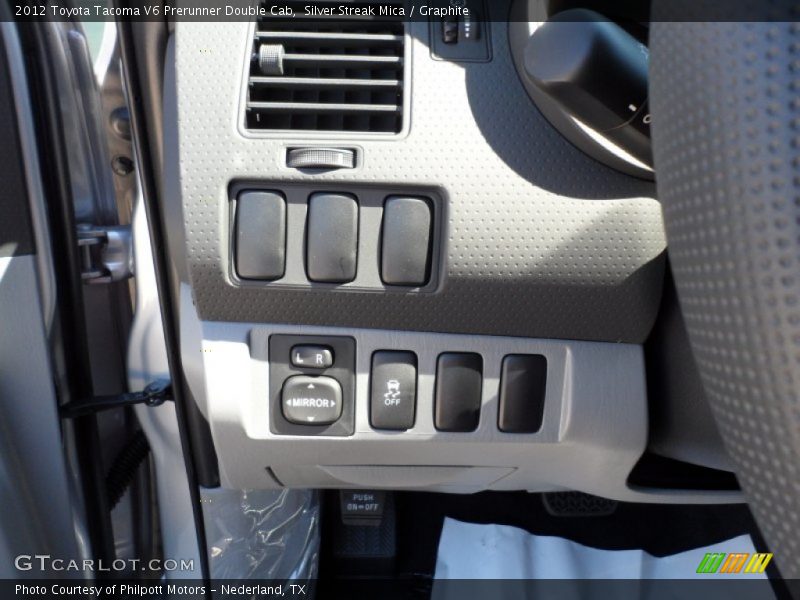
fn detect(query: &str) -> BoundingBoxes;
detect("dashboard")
[159,1,731,502]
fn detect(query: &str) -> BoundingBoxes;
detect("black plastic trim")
[628,452,740,492]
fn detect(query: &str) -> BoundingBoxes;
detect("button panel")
[229,184,440,292]
[265,335,551,438]
[370,351,417,430]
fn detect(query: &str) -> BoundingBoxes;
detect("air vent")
[246,1,406,134]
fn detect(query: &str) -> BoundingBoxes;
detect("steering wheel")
[650,14,800,578]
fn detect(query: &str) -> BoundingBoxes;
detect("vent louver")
[246,1,406,134]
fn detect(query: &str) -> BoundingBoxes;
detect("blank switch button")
[499,355,547,433]
[306,193,358,283]
[435,353,482,432]
[235,191,286,280]
[381,196,433,286]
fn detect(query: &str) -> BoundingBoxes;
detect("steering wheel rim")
[651,15,800,578]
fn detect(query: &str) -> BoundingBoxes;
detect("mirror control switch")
[291,345,333,368]
[282,376,342,425]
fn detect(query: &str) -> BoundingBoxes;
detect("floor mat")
[392,491,767,578]
[434,518,770,580]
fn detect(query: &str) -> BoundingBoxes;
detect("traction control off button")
[370,351,417,430]
[282,375,342,425]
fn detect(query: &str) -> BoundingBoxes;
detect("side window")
[82,21,111,66]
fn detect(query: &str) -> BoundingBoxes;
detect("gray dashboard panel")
[168,1,666,344]
[205,319,637,493]
[191,310,740,502]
